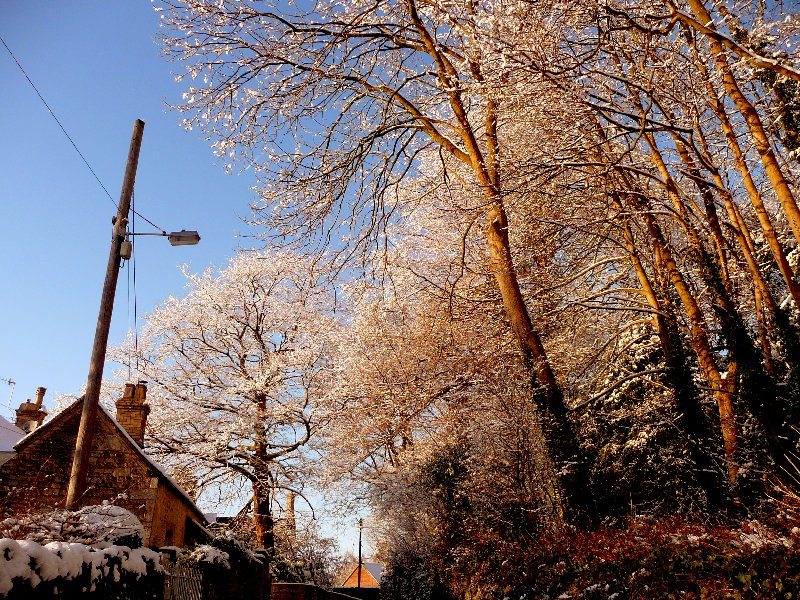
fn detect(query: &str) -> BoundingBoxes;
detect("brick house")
[0,382,206,548]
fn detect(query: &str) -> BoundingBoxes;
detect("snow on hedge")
[187,544,230,568]
[0,537,162,595]
[0,502,144,546]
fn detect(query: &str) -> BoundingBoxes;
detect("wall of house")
[150,484,194,548]
[0,408,164,546]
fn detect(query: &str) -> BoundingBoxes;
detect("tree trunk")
[253,480,274,551]
[687,0,800,245]
[615,204,727,508]
[451,89,594,524]
[692,122,779,365]
[594,118,738,480]
[253,392,274,550]
[484,200,594,526]
[646,133,790,487]
[591,121,739,481]
[639,204,739,481]
[700,68,800,307]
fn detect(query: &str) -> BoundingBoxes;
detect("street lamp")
[126,229,201,246]
[65,119,200,509]
[167,230,201,246]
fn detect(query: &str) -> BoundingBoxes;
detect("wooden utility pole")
[66,119,145,509]
[357,518,363,588]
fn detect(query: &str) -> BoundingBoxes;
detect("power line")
[0,34,166,234]
[126,192,141,381]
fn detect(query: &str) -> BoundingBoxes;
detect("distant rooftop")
[0,415,24,452]
[363,562,383,584]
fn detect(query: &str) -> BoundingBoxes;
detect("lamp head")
[167,230,201,246]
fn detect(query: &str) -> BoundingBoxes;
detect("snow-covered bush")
[0,537,162,598]
[163,529,261,572]
[576,327,724,520]
[187,544,230,568]
[0,503,144,548]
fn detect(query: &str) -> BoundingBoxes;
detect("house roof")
[14,399,205,524]
[343,562,384,586]
[364,562,383,584]
[0,416,24,452]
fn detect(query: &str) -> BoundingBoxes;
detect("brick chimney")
[115,381,150,447]
[15,387,48,432]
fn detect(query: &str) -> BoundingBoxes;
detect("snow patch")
[188,544,230,567]
[0,504,144,546]
[0,538,161,595]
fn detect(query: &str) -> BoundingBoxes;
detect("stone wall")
[150,485,189,547]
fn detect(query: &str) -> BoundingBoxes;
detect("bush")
[0,538,163,599]
[0,503,144,548]
[443,517,800,599]
[381,547,454,600]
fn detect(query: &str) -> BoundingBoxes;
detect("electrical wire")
[0,33,166,234]
[133,218,140,375]
[127,252,132,382]
[126,191,141,381]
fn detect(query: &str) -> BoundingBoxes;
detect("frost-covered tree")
[576,326,726,519]
[157,0,596,524]
[114,250,335,549]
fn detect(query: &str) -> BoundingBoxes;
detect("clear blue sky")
[0,1,258,414]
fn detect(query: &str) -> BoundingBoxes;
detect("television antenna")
[0,377,15,417]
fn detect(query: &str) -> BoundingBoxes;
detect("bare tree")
[114,250,335,549]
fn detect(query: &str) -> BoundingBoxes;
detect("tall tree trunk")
[669,136,730,289]
[686,0,800,245]
[614,198,727,508]
[646,133,788,483]
[484,200,594,525]
[594,116,739,479]
[694,52,800,307]
[404,4,595,518]
[253,393,275,550]
[692,121,780,325]
[590,120,739,479]
[638,202,740,481]
[253,479,274,551]
[452,93,594,525]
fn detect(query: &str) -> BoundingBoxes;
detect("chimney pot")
[34,387,46,408]
[123,383,136,401]
[134,381,148,404]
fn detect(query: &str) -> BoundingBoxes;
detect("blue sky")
[0,1,258,414]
